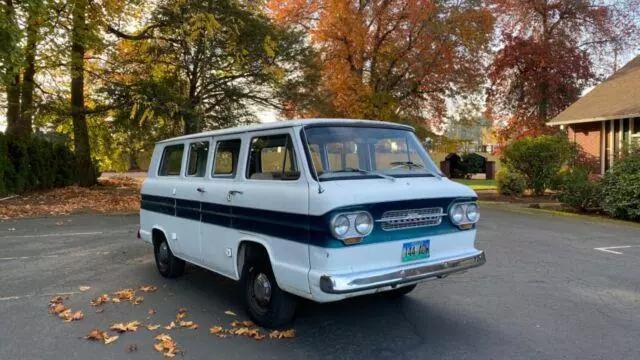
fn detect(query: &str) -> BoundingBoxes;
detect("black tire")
[154,236,185,278]
[383,284,417,298]
[242,256,297,328]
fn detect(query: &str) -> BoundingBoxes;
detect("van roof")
[157,118,414,144]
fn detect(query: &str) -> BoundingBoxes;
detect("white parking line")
[0,251,111,261]
[0,291,80,302]
[594,245,640,255]
[0,230,130,239]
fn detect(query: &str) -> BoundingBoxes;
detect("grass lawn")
[453,179,498,191]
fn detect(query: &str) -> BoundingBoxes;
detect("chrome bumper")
[319,251,486,294]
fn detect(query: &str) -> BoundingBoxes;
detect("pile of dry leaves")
[0,175,142,219]
[48,283,296,358]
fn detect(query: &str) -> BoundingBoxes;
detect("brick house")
[548,55,640,174]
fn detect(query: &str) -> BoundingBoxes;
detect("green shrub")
[0,133,81,195]
[497,167,527,196]
[600,153,640,221]
[462,153,485,175]
[502,135,575,196]
[557,167,601,212]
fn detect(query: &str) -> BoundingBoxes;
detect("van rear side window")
[158,144,184,176]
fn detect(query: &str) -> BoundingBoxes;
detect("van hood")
[310,177,477,215]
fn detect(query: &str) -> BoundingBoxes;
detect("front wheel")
[242,258,297,328]
[154,237,185,278]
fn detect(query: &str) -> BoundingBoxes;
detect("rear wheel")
[242,255,296,328]
[154,236,185,278]
[383,284,417,298]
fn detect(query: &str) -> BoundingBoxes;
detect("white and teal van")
[139,118,485,327]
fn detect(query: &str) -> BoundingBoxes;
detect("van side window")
[187,141,209,177]
[212,139,241,177]
[158,144,184,176]
[247,134,300,180]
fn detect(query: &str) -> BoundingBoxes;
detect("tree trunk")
[70,0,95,186]
[19,9,38,136]
[3,0,23,137]
[5,74,21,136]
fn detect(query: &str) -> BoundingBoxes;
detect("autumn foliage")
[487,0,640,141]
[268,0,494,131]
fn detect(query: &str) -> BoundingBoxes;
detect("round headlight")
[354,212,373,235]
[332,215,350,237]
[466,203,479,222]
[450,205,465,224]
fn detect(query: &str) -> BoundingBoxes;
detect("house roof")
[157,118,413,143]
[548,54,640,126]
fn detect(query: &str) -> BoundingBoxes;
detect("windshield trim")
[300,125,440,182]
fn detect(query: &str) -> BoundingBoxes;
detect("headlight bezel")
[448,201,480,228]
[330,211,373,240]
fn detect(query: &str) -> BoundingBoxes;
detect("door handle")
[227,190,243,202]
[196,187,206,193]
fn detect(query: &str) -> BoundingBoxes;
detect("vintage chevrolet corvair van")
[139,118,485,327]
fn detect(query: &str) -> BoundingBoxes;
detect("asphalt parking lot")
[1,205,639,360]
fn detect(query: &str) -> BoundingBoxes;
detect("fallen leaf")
[104,335,119,345]
[224,310,236,316]
[50,303,67,315]
[95,308,104,314]
[164,321,176,330]
[110,321,140,333]
[85,329,106,341]
[148,309,156,315]
[146,324,161,331]
[127,344,138,353]
[209,326,224,334]
[79,286,91,292]
[49,296,64,305]
[113,288,135,302]
[178,320,198,330]
[269,329,296,339]
[139,285,158,293]
[153,334,179,358]
[90,294,110,306]
[133,296,144,305]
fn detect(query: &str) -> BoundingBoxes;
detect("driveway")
[0,206,639,359]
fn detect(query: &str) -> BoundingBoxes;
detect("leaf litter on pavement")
[48,284,297,358]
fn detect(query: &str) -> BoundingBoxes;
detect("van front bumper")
[319,251,485,294]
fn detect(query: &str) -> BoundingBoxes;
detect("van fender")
[236,233,312,296]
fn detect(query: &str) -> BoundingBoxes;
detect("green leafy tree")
[105,0,314,134]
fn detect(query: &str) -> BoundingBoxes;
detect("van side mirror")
[423,137,432,149]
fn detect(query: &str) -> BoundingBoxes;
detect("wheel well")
[152,228,166,249]
[237,241,270,278]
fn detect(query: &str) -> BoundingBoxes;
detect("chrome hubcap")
[158,242,169,267]
[253,273,272,305]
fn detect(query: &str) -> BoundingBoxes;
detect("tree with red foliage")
[268,0,494,133]
[487,0,640,141]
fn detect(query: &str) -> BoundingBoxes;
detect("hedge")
[0,133,81,196]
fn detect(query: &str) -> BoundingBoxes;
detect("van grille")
[378,207,445,231]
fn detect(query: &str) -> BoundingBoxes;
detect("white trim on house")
[548,113,640,126]
[601,121,606,174]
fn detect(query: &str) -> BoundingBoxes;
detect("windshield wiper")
[333,167,396,182]
[389,161,442,179]
[390,161,424,169]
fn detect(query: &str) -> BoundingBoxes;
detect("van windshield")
[303,126,442,180]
